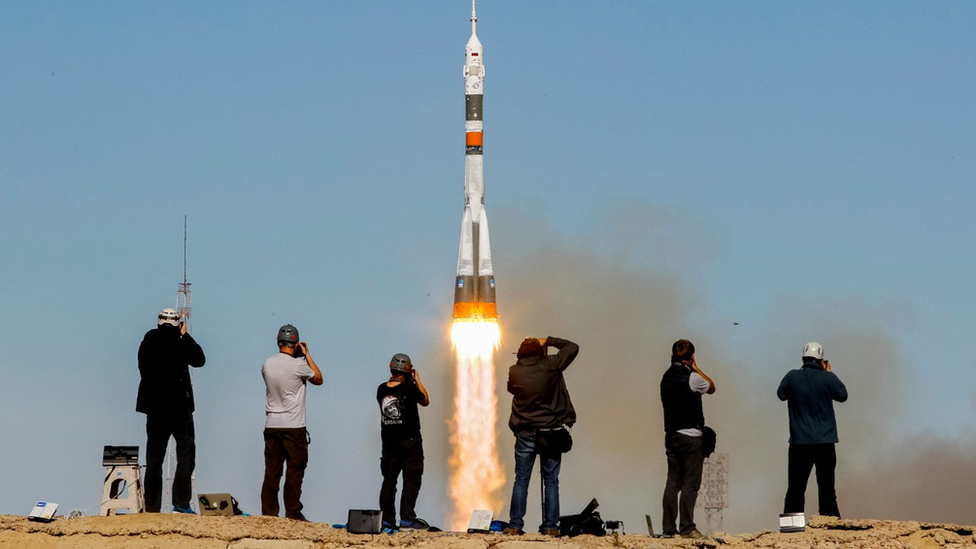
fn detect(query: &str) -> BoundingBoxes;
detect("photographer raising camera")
[376,353,431,532]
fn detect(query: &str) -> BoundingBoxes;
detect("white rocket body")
[454,2,496,319]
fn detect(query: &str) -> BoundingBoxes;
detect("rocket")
[453,0,496,320]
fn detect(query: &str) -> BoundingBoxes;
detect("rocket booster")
[454,1,496,320]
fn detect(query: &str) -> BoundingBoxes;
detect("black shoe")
[399,518,430,531]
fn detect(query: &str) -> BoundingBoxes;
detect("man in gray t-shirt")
[260,324,323,521]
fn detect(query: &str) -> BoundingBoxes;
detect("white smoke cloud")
[479,203,976,533]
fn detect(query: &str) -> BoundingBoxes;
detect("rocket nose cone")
[466,34,482,50]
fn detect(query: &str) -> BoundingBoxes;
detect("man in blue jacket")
[777,342,848,518]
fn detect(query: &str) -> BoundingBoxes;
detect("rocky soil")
[0,514,973,549]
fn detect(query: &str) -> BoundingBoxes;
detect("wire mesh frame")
[697,453,729,510]
[176,282,191,334]
[165,274,195,510]
[696,453,729,534]
[163,442,197,513]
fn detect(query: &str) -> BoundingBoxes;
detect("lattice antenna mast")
[697,453,729,534]
[176,215,192,333]
[167,215,197,512]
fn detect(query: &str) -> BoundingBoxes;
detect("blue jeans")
[509,430,561,530]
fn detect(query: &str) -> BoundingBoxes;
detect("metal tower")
[176,216,192,332]
[164,215,196,512]
[696,453,729,534]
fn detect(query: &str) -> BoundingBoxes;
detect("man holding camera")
[505,336,580,536]
[377,353,430,531]
[777,342,848,518]
[261,324,323,521]
[137,308,206,513]
[660,339,715,539]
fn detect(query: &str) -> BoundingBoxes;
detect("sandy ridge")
[1,515,974,549]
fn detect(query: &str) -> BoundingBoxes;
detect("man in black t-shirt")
[377,353,430,531]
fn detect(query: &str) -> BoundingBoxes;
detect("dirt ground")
[1,514,973,549]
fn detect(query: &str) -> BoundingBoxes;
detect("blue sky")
[1,1,975,533]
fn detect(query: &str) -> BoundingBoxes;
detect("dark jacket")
[660,362,705,433]
[507,336,579,432]
[777,359,848,444]
[136,325,206,417]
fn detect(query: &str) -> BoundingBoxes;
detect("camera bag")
[536,426,573,456]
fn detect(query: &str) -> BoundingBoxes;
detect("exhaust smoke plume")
[482,204,976,532]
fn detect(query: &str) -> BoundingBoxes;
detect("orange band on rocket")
[466,132,483,147]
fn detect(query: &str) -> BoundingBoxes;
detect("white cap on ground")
[802,341,824,360]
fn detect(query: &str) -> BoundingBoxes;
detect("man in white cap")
[777,342,848,518]
[137,308,206,513]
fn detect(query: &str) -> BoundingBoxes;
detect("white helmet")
[158,308,180,327]
[802,341,824,360]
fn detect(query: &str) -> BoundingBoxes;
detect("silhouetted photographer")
[377,353,430,532]
[504,336,579,536]
[136,308,206,514]
[778,342,848,518]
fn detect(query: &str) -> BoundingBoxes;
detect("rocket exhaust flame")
[449,318,505,530]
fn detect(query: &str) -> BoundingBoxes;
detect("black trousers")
[379,437,424,525]
[261,428,309,519]
[784,443,840,517]
[662,432,704,535]
[144,414,196,512]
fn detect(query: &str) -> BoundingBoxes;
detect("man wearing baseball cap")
[777,342,848,518]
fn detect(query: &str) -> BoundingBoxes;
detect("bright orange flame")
[453,302,497,319]
[448,317,506,530]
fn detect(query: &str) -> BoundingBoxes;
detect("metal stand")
[100,465,145,515]
[540,465,546,528]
